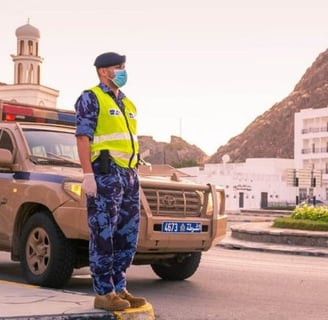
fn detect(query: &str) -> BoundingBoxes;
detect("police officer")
[75,52,147,311]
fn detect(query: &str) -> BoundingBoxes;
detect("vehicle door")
[0,129,16,248]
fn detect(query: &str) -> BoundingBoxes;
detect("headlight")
[63,181,82,200]
[206,192,214,215]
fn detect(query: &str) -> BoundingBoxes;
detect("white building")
[0,21,59,107]
[181,107,328,211]
[181,158,296,211]
[294,107,328,203]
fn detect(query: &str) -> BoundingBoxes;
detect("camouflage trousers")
[87,157,140,295]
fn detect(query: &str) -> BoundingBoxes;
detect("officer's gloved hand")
[82,173,97,197]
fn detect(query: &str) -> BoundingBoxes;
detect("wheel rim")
[25,227,51,275]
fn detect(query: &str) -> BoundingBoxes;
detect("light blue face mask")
[112,69,127,87]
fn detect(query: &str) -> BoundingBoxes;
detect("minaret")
[0,20,59,107]
[11,19,43,85]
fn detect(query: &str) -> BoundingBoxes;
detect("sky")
[0,0,327,156]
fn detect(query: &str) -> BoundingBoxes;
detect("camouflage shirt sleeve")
[74,90,99,139]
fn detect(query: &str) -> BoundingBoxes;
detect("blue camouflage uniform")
[75,83,140,295]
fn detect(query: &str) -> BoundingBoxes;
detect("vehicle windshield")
[23,128,81,167]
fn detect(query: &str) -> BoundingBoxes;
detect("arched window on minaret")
[37,65,41,84]
[18,63,23,84]
[19,40,24,55]
[36,42,39,56]
[28,64,34,83]
[28,40,33,55]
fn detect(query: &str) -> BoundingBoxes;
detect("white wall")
[181,158,297,211]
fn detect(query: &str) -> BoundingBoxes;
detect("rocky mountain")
[208,48,328,163]
[139,48,328,166]
[138,135,208,167]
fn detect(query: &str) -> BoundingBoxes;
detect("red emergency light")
[5,114,16,121]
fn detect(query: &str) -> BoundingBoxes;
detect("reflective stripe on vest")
[93,132,138,144]
[90,86,139,168]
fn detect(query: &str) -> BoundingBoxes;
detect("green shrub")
[273,217,328,231]
[273,203,328,231]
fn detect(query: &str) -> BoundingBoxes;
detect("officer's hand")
[82,173,97,197]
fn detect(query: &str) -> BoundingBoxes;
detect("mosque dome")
[15,23,40,38]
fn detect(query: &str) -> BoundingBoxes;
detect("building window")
[17,63,23,84]
[19,40,24,55]
[28,64,34,83]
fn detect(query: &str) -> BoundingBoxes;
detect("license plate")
[161,221,202,233]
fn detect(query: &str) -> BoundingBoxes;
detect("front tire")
[20,212,75,288]
[151,252,202,280]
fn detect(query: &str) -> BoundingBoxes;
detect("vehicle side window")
[0,130,14,153]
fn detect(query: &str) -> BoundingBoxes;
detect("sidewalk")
[0,280,155,320]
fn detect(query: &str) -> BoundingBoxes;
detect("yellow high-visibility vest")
[90,86,139,168]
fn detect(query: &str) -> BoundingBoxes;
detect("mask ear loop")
[103,68,116,87]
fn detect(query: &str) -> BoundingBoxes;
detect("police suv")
[0,100,227,288]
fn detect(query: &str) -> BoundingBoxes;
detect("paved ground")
[2,210,327,319]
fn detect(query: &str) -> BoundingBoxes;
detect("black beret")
[94,52,126,68]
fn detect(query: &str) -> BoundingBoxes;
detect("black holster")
[99,150,109,174]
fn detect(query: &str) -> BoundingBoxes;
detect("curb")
[114,303,155,320]
[218,232,328,257]
[4,313,115,320]
[3,305,155,320]
[231,222,328,247]
[0,303,155,320]
[216,226,328,257]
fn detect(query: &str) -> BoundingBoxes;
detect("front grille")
[142,188,203,217]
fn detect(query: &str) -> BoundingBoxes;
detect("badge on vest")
[109,109,121,116]
[128,112,136,119]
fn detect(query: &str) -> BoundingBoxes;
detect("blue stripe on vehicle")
[58,113,76,124]
[0,172,66,183]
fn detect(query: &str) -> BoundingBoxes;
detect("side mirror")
[0,148,14,168]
